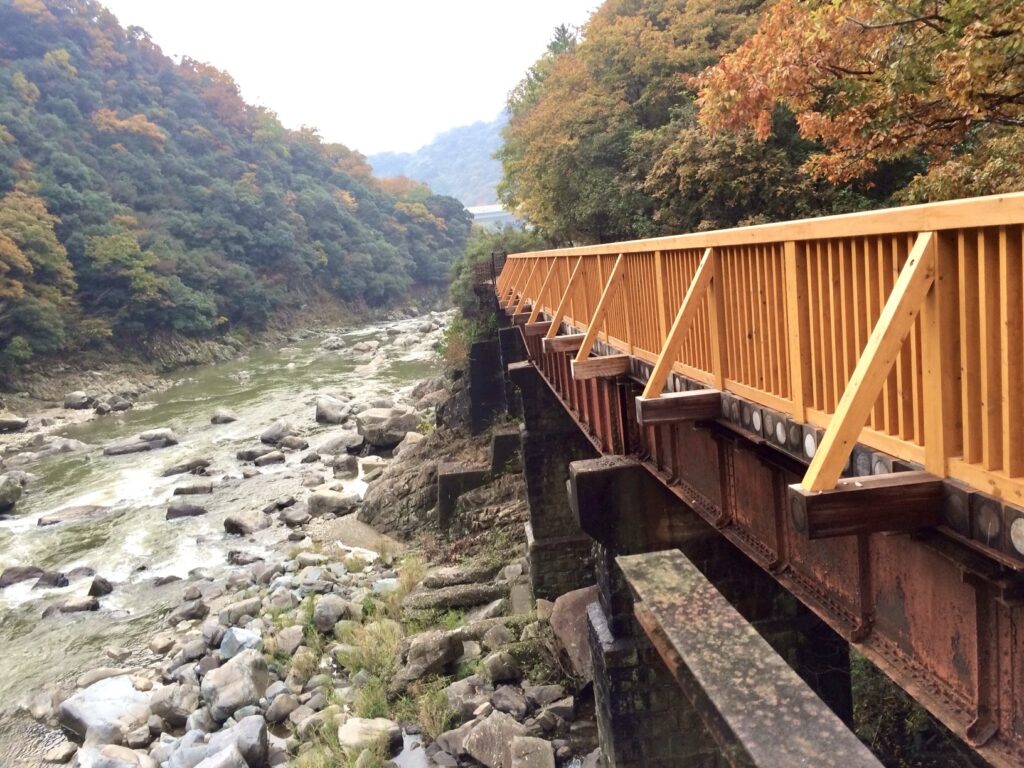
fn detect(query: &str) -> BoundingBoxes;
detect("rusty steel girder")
[524,333,1024,768]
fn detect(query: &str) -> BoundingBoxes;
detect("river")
[0,312,448,765]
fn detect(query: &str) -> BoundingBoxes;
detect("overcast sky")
[99,0,598,155]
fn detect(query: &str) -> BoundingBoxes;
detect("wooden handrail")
[495,193,1024,501]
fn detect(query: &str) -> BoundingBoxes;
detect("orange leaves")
[92,109,167,146]
[698,0,1024,191]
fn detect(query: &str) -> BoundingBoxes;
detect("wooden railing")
[496,193,1024,502]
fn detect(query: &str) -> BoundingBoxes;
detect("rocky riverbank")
[0,312,601,768]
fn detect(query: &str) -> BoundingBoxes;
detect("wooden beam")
[571,354,630,380]
[523,321,552,337]
[513,259,540,315]
[635,390,722,426]
[527,259,559,324]
[545,256,586,339]
[787,471,944,539]
[573,254,626,363]
[543,334,584,354]
[512,312,531,326]
[802,232,937,492]
[641,248,714,400]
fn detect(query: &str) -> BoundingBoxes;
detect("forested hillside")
[500,2,1023,245]
[370,116,505,206]
[0,0,472,372]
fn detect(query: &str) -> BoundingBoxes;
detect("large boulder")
[259,420,292,446]
[315,395,349,425]
[58,676,151,746]
[0,564,44,588]
[510,736,555,768]
[219,596,262,625]
[463,711,528,768]
[166,501,207,520]
[64,391,93,409]
[0,474,23,513]
[356,408,419,450]
[205,714,268,768]
[43,596,99,617]
[199,648,269,722]
[220,627,262,660]
[223,510,271,536]
[211,408,239,425]
[317,432,364,455]
[103,429,177,456]
[444,675,493,723]
[392,630,463,693]
[402,583,508,611]
[336,717,401,753]
[550,586,598,682]
[38,505,110,527]
[308,490,359,517]
[0,414,28,433]
[148,683,200,728]
[312,594,356,633]
[81,744,158,768]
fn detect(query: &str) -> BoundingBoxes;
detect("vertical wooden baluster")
[979,228,1003,470]
[1002,227,1024,477]
[709,249,727,390]
[784,241,810,421]
[959,231,982,463]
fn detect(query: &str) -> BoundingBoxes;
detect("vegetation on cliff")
[0,0,472,373]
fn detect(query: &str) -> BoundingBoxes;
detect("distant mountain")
[370,116,505,206]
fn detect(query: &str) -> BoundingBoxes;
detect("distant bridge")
[488,193,1024,767]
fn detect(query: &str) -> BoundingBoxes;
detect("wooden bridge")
[491,192,1024,767]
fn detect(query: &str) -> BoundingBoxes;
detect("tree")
[697,0,1024,198]
[498,1,777,243]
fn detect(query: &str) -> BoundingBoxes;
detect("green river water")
[0,314,446,765]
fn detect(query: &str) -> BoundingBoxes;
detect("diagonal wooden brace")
[641,247,714,400]
[802,232,937,491]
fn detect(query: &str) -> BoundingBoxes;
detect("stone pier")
[507,361,598,600]
[569,456,857,767]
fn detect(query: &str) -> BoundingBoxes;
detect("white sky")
[99,0,598,155]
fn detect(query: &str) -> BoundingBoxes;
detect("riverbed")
[0,312,448,765]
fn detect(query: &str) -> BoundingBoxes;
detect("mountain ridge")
[370,115,505,207]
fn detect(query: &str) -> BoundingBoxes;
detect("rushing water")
[0,313,447,765]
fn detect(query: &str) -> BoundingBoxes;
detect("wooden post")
[921,232,961,476]
[641,248,714,400]
[802,232,937,492]
[545,256,586,339]
[573,254,626,364]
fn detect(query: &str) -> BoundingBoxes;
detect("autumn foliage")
[0,0,471,371]
[501,0,1024,245]
[697,0,1024,196]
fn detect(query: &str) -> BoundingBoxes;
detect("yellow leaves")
[10,0,51,17]
[92,109,167,146]
[42,49,77,78]
[11,72,40,104]
[334,189,357,210]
